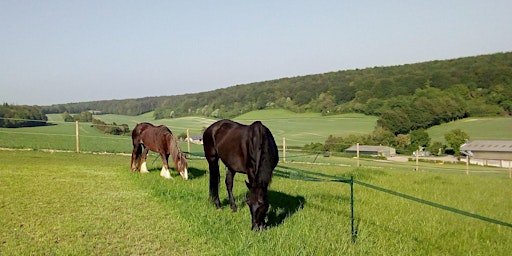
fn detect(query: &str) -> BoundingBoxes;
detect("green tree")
[367,127,396,146]
[409,129,431,152]
[427,141,445,156]
[395,134,411,153]
[444,129,470,156]
[377,109,411,135]
[62,112,74,122]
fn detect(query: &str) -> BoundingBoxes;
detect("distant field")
[93,109,512,146]
[93,109,379,147]
[0,110,510,153]
[427,117,512,143]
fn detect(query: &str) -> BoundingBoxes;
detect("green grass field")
[89,109,380,147]
[2,110,508,154]
[1,150,510,255]
[1,110,511,254]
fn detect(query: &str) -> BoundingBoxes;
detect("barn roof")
[460,140,512,152]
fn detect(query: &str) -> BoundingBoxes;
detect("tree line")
[2,52,511,154]
[0,104,47,128]
[40,52,511,131]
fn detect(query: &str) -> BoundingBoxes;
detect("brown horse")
[203,119,279,231]
[131,122,188,180]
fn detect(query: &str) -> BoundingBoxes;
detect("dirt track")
[387,155,459,163]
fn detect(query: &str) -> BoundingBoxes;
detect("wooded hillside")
[41,52,512,134]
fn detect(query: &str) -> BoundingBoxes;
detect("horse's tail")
[131,123,144,170]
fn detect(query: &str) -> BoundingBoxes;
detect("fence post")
[75,121,80,153]
[282,137,286,163]
[466,155,469,175]
[415,149,419,171]
[356,143,360,167]
[186,129,190,155]
[350,176,355,243]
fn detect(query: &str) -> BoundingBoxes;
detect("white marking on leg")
[160,167,172,179]
[140,161,149,173]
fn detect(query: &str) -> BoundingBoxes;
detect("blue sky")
[1,1,511,106]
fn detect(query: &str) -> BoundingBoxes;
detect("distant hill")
[42,52,512,134]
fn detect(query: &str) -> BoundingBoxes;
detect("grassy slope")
[427,116,512,143]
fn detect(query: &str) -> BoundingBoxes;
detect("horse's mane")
[166,131,184,167]
[251,121,277,187]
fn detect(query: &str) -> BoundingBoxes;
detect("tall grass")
[1,150,510,255]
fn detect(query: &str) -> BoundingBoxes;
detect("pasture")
[1,110,510,152]
[0,111,511,254]
[1,150,511,255]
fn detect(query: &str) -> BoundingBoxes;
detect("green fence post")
[350,176,355,243]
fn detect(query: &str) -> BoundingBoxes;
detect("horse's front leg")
[226,168,237,211]
[160,153,173,179]
[140,148,150,173]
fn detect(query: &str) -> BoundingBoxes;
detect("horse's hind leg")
[131,143,142,171]
[226,168,237,211]
[160,153,172,179]
[140,148,150,173]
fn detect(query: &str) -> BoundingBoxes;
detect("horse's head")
[246,181,269,231]
[177,152,188,180]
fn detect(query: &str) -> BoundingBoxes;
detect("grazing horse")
[203,119,279,231]
[131,122,188,180]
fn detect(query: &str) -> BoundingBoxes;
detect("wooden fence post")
[356,143,360,167]
[282,137,286,163]
[186,129,190,155]
[466,155,469,175]
[75,121,80,153]
[509,161,511,179]
[415,149,419,171]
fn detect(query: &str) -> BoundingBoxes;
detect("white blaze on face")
[181,168,188,180]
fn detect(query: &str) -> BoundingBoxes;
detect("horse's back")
[203,119,278,175]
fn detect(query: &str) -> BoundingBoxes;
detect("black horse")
[203,119,279,231]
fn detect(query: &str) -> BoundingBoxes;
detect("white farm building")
[460,140,512,168]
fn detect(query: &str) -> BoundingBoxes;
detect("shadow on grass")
[187,167,207,179]
[267,190,305,229]
[216,190,306,229]
[144,166,206,180]
[274,164,348,182]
